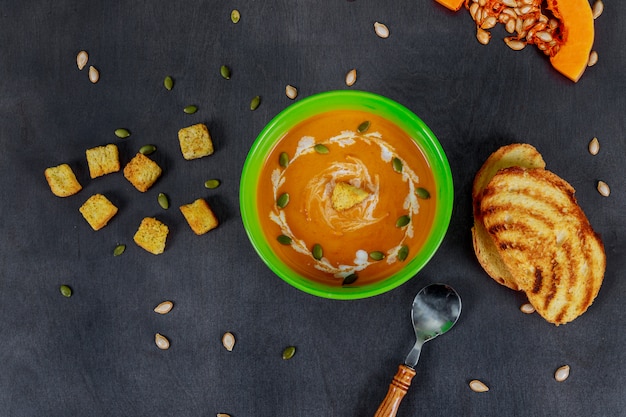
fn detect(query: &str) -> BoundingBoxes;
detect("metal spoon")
[374,283,462,417]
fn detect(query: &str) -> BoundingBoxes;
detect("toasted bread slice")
[471,144,546,289]
[480,167,605,325]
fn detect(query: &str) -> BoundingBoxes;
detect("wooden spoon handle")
[373,364,416,417]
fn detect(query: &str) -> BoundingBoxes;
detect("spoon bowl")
[374,283,462,417]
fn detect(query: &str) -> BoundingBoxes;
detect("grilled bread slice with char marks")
[480,167,605,325]
[471,143,546,290]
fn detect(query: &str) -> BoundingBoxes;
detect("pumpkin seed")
[397,245,409,261]
[155,333,170,350]
[520,303,535,314]
[415,187,431,199]
[469,379,489,392]
[204,179,221,189]
[588,137,600,155]
[184,105,198,114]
[369,251,385,261]
[113,244,126,256]
[157,192,169,209]
[285,84,298,100]
[76,50,88,70]
[597,180,610,197]
[279,152,289,168]
[276,193,290,208]
[504,37,526,51]
[154,301,173,315]
[60,284,72,298]
[250,95,261,111]
[476,27,491,45]
[314,144,329,154]
[88,66,99,83]
[587,50,598,67]
[342,273,358,286]
[396,215,411,228]
[282,345,296,360]
[277,235,292,245]
[163,75,174,90]
[220,65,231,80]
[554,365,570,382]
[222,332,236,351]
[392,157,403,172]
[115,128,131,138]
[230,9,241,23]
[312,243,323,260]
[374,21,390,39]
[139,144,156,155]
[345,68,357,86]
[592,0,603,19]
[357,120,370,133]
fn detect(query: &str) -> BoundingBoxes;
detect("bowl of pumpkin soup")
[240,90,453,299]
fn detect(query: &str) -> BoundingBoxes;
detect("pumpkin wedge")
[435,0,464,11]
[436,0,596,82]
[546,0,595,82]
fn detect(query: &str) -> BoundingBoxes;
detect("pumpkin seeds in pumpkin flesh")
[357,120,370,133]
[314,144,329,154]
[277,235,292,245]
[276,193,290,208]
[312,244,323,260]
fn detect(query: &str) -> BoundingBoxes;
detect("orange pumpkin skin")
[547,0,595,82]
[435,0,464,11]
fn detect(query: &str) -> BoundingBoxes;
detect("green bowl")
[240,90,453,299]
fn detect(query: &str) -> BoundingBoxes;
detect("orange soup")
[257,110,436,286]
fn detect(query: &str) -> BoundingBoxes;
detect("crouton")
[177,123,214,160]
[331,182,369,211]
[123,153,162,192]
[179,198,219,235]
[44,164,82,197]
[78,194,118,231]
[133,217,169,255]
[85,144,120,178]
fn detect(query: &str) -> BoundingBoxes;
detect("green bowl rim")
[240,90,453,299]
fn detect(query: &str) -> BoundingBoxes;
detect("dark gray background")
[1,1,624,416]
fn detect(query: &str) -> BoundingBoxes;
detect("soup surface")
[257,110,436,286]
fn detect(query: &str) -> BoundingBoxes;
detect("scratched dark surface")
[0,1,624,416]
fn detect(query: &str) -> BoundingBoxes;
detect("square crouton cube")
[177,123,214,160]
[86,143,120,178]
[179,198,219,235]
[133,217,169,255]
[44,163,82,197]
[123,153,162,192]
[79,194,118,231]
